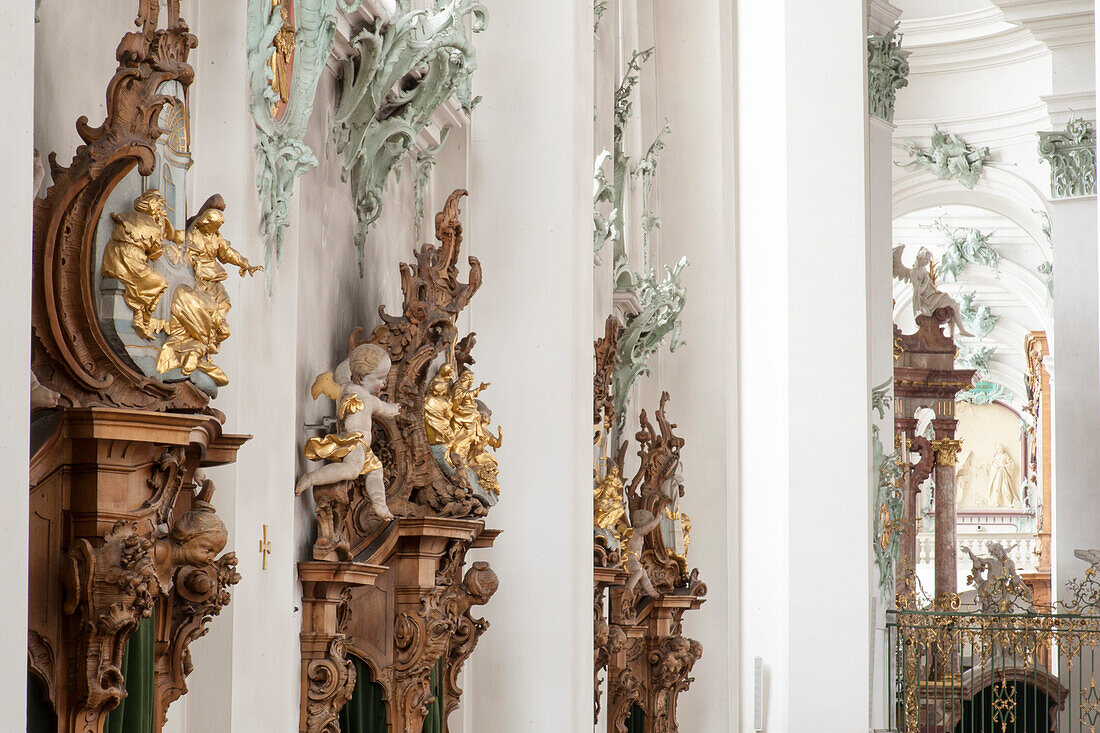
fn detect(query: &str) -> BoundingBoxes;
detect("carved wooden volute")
[29,4,249,731]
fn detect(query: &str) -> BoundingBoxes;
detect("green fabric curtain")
[421,659,444,733]
[340,656,387,733]
[105,614,155,733]
[626,703,645,733]
[27,671,57,733]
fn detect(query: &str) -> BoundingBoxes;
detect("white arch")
[892,167,1052,260]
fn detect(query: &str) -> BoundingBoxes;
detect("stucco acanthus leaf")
[248,0,369,288]
[929,219,1000,281]
[867,23,910,123]
[1038,116,1097,199]
[413,126,450,243]
[594,0,607,39]
[956,291,999,339]
[956,343,996,378]
[896,126,992,190]
[1034,209,1054,300]
[593,149,617,263]
[636,121,670,260]
[331,0,487,273]
[612,257,688,426]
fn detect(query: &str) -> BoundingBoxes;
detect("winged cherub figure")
[892,244,972,338]
[297,344,399,535]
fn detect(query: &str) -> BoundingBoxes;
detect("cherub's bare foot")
[372,502,395,522]
[295,475,311,497]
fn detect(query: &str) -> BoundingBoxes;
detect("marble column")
[930,430,963,600]
[464,2,594,731]
[737,0,872,729]
[0,0,33,724]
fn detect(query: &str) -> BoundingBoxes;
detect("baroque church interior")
[5,0,1100,731]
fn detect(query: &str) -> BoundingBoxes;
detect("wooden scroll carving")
[297,191,500,732]
[596,391,705,733]
[29,4,248,731]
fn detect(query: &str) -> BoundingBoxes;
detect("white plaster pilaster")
[738,0,873,730]
[0,0,34,726]
[464,2,594,731]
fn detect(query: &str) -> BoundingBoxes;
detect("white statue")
[986,444,1020,508]
[1075,548,1100,577]
[892,244,973,338]
[623,508,662,598]
[296,344,400,523]
[962,541,1031,611]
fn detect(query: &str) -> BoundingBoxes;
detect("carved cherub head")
[349,344,391,394]
[170,501,228,567]
[463,561,499,606]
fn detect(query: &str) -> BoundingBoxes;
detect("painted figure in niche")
[986,443,1020,508]
[101,189,171,339]
[423,362,503,496]
[892,244,973,338]
[298,344,400,556]
[269,0,295,116]
[622,508,662,597]
[156,205,263,386]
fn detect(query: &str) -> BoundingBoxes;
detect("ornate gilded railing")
[885,564,1100,733]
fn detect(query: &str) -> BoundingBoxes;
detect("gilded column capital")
[1038,117,1097,199]
[867,23,910,123]
[930,438,963,466]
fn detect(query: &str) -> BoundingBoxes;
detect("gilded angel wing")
[892,244,911,283]
[310,371,341,402]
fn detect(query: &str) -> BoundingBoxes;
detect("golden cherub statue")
[593,465,626,533]
[101,189,171,339]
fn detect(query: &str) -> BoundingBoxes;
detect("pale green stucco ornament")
[611,48,654,291]
[248,0,376,289]
[413,127,450,243]
[1038,117,1097,199]
[867,23,910,123]
[959,380,1012,406]
[594,0,607,39]
[593,149,616,262]
[931,219,1000,281]
[332,0,487,272]
[896,126,991,190]
[613,257,688,426]
[956,343,995,377]
[1035,209,1054,300]
[870,379,904,595]
[637,121,671,257]
[956,291,999,339]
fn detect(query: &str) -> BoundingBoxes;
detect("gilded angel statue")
[892,244,972,338]
[423,362,503,496]
[297,344,399,558]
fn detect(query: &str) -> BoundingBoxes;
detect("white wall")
[2,0,34,728]
[463,1,594,731]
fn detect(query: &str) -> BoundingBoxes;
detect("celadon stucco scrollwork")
[1038,117,1097,199]
[896,125,992,190]
[331,0,487,273]
[956,343,996,378]
[248,0,386,289]
[867,22,910,123]
[930,219,1000,281]
[956,291,999,340]
[871,379,905,596]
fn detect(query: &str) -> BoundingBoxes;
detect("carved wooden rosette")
[357,189,487,525]
[31,409,246,733]
[32,5,206,413]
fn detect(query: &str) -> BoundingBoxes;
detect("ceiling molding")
[893,102,1052,148]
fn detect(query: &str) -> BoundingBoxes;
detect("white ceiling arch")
[892,166,1052,260]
